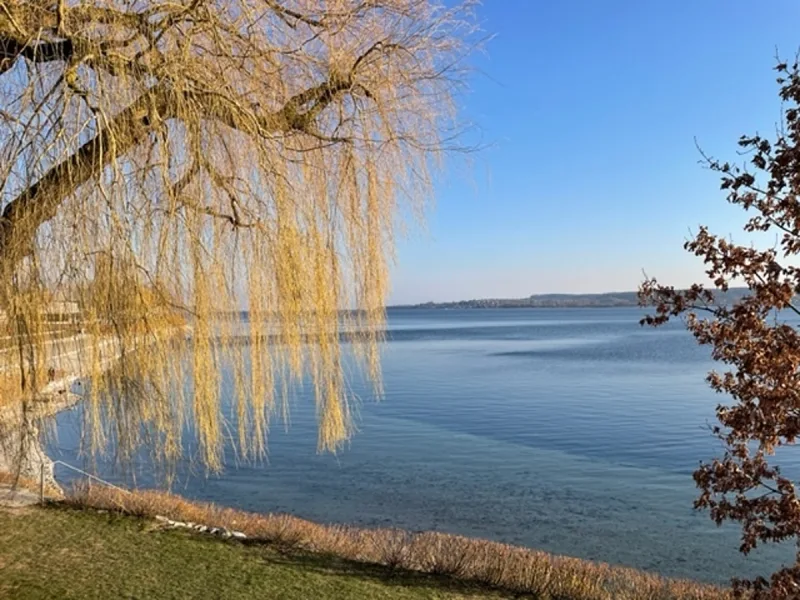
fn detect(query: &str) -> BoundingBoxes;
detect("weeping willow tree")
[0,0,473,474]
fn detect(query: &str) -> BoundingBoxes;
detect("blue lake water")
[48,307,797,583]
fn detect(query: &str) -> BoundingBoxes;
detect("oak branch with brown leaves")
[0,1,472,472]
[640,60,800,599]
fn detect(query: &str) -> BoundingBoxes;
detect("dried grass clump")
[0,471,63,499]
[65,486,733,600]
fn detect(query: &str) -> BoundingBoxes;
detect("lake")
[48,307,796,583]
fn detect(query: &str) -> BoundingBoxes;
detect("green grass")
[0,506,510,600]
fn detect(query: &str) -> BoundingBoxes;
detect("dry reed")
[0,471,63,499]
[64,486,732,600]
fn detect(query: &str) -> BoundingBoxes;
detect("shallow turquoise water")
[49,307,797,583]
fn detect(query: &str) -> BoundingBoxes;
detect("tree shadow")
[242,540,534,599]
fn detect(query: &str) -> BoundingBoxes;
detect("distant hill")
[391,288,753,309]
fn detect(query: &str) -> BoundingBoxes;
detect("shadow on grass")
[47,503,528,599]
[240,539,533,599]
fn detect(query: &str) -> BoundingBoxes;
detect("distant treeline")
[393,288,755,309]
[207,288,758,315]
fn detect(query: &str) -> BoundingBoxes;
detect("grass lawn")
[0,506,509,600]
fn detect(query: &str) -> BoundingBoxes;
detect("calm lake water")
[48,308,797,583]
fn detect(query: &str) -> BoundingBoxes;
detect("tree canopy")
[641,59,800,599]
[0,0,473,472]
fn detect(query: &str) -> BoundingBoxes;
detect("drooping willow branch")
[0,0,475,474]
[0,68,368,261]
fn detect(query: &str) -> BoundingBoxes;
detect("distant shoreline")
[389,303,639,309]
[389,287,751,310]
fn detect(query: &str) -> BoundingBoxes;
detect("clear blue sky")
[389,1,800,305]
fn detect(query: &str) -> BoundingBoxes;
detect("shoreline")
[0,376,82,491]
[0,329,183,490]
[51,485,730,599]
[0,332,123,490]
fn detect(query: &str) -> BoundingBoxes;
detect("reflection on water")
[49,307,796,583]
